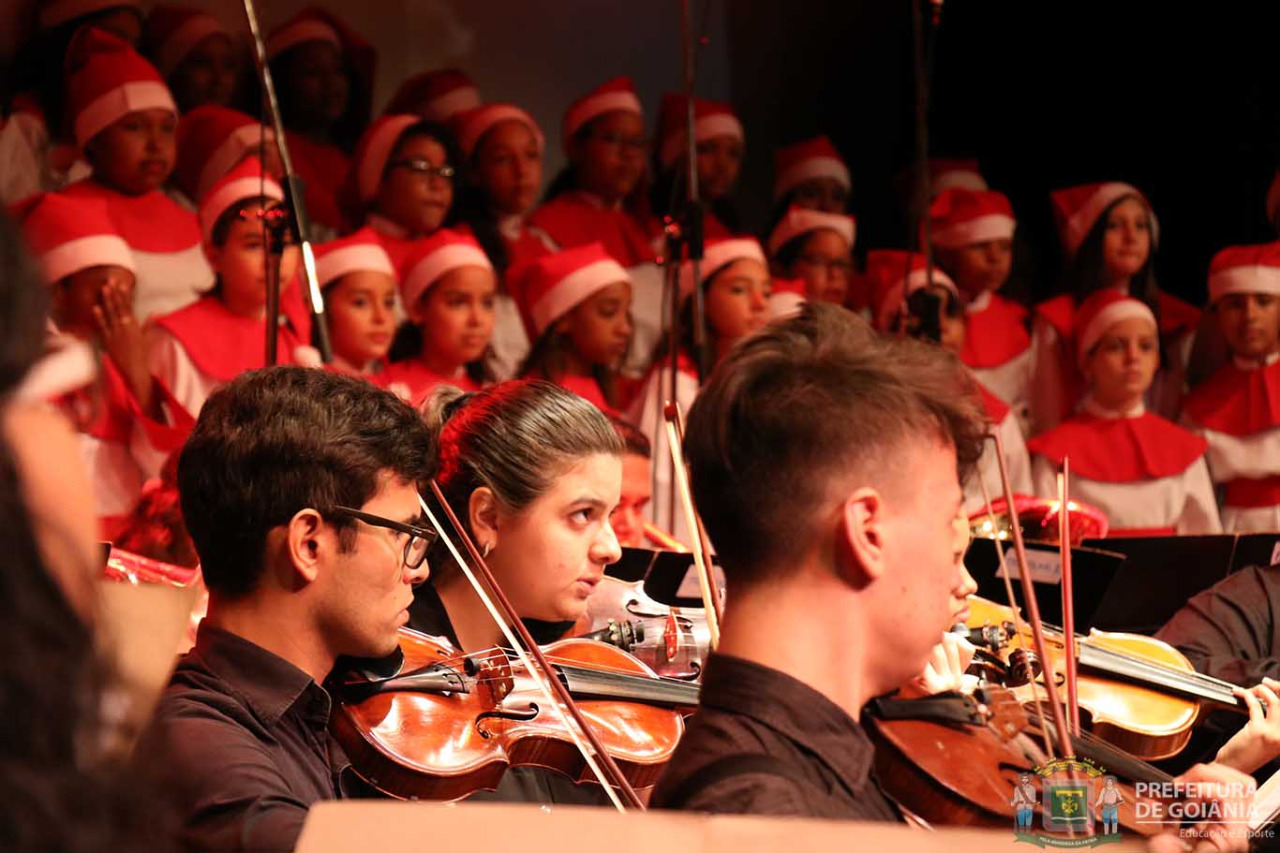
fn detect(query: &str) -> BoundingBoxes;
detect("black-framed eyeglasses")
[386,158,456,181]
[331,506,437,570]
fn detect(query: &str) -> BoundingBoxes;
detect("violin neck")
[555,664,701,708]
[1077,644,1242,709]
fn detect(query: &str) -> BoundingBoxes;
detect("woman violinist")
[407,378,630,804]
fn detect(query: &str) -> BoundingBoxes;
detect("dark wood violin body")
[330,628,691,802]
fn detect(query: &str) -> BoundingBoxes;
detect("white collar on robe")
[1233,351,1280,371]
[1081,395,1145,420]
[367,214,408,239]
[966,290,993,313]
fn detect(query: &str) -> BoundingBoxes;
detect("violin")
[579,575,711,681]
[330,627,700,802]
[963,595,1244,760]
[866,683,1176,836]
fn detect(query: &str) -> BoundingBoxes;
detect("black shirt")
[1157,564,1280,686]
[650,652,902,821]
[136,624,350,852]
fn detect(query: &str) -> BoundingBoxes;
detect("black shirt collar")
[192,623,331,726]
[697,652,877,797]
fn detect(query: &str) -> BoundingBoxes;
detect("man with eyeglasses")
[136,366,434,852]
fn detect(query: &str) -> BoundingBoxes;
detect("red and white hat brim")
[358,115,420,202]
[659,113,744,168]
[402,244,493,308]
[1077,300,1157,366]
[767,210,856,256]
[199,124,272,201]
[773,156,851,201]
[156,15,227,76]
[266,20,340,61]
[564,91,643,143]
[200,175,285,242]
[1063,182,1157,259]
[458,105,545,158]
[1209,265,1280,304]
[531,258,630,336]
[427,87,481,122]
[679,238,767,300]
[41,234,135,283]
[931,213,1016,249]
[316,245,395,288]
[75,81,176,148]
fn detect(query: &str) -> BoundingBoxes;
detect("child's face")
[209,202,301,313]
[1102,197,1152,282]
[324,270,398,370]
[1217,292,1280,361]
[89,108,177,195]
[472,120,543,217]
[169,33,237,112]
[695,134,743,201]
[54,265,136,337]
[412,266,496,368]
[937,239,1012,300]
[1083,318,1159,408]
[377,135,453,237]
[788,229,853,305]
[571,111,647,204]
[610,452,652,549]
[789,177,848,213]
[559,282,633,368]
[281,40,348,130]
[705,258,771,347]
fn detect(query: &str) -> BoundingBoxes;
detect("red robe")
[285,132,349,234]
[59,178,213,319]
[378,360,480,408]
[527,191,659,268]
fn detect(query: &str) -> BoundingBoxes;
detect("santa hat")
[768,277,807,321]
[384,69,481,122]
[66,28,176,148]
[314,231,396,289]
[453,103,544,159]
[198,156,284,243]
[773,136,851,201]
[39,0,141,31]
[766,207,857,257]
[145,6,228,76]
[519,244,630,338]
[563,77,643,151]
[1207,242,1280,304]
[174,106,275,203]
[400,228,493,309]
[930,159,988,197]
[1075,289,1157,366]
[927,188,1016,249]
[655,92,744,170]
[1051,182,1158,259]
[265,7,375,132]
[864,250,958,332]
[347,114,422,204]
[15,193,135,284]
[679,238,767,301]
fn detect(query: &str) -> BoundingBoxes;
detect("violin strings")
[418,646,698,684]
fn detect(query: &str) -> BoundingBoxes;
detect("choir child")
[314,231,398,377]
[149,156,315,418]
[1027,290,1220,536]
[1182,243,1280,532]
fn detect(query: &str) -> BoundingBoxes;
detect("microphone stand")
[241,0,333,365]
[655,0,709,532]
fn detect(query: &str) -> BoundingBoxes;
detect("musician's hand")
[1155,762,1256,852]
[913,632,977,695]
[1215,678,1280,775]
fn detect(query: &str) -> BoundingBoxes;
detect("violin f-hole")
[475,704,540,739]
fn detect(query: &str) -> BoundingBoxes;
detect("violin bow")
[991,430,1075,760]
[1058,460,1081,737]
[976,465,1055,759]
[421,483,645,811]
[662,401,723,648]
